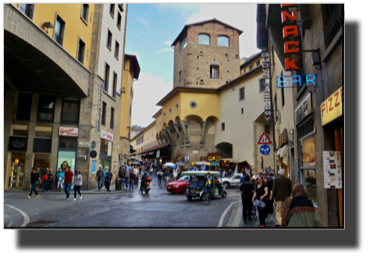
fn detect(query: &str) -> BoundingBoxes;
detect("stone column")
[166,127,175,149]
[162,129,173,145]
[173,123,183,148]
[200,121,207,148]
[4,91,16,190]
[180,120,190,148]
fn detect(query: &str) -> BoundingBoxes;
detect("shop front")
[321,86,344,227]
[99,130,113,172]
[33,126,53,189]
[58,127,78,188]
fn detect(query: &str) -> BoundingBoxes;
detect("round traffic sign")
[260,145,271,155]
[90,150,97,158]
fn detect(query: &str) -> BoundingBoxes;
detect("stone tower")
[171,18,242,89]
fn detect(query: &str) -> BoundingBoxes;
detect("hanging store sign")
[323,151,342,189]
[101,130,113,141]
[277,74,316,88]
[9,136,28,151]
[294,92,312,123]
[59,127,78,137]
[289,129,294,146]
[280,4,304,72]
[321,87,343,126]
[261,51,271,122]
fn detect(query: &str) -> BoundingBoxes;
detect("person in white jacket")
[173,168,178,181]
[73,170,83,201]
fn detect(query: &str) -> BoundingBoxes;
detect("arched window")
[198,34,210,45]
[218,36,229,47]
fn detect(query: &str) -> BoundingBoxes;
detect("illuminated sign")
[294,92,312,123]
[277,74,316,88]
[281,4,303,71]
[321,87,343,126]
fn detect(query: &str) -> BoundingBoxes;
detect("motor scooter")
[139,173,151,195]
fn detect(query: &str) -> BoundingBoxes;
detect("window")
[16,93,32,121]
[54,15,65,46]
[61,97,80,123]
[264,125,270,134]
[104,63,110,92]
[221,123,225,131]
[274,96,277,122]
[256,60,260,66]
[259,79,266,93]
[249,65,253,71]
[281,86,285,107]
[218,36,229,47]
[117,12,122,29]
[323,5,343,48]
[131,87,133,98]
[210,65,219,79]
[198,34,210,45]
[112,72,117,98]
[77,38,85,64]
[110,4,115,16]
[239,88,245,101]
[81,4,89,23]
[129,105,132,115]
[101,102,107,126]
[299,135,317,204]
[107,30,112,50]
[179,70,182,84]
[241,108,244,114]
[180,35,187,52]
[110,108,114,129]
[115,41,119,59]
[19,4,34,20]
[37,95,55,122]
[100,139,112,156]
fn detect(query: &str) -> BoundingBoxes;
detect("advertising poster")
[323,151,342,189]
[91,160,96,175]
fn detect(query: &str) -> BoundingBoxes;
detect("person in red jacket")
[64,166,74,200]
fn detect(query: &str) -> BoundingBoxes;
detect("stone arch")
[162,123,167,129]
[215,142,233,159]
[183,114,203,122]
[174,116,180,123]
[206,116,219,123]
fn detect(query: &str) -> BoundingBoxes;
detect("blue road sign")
[260,145,271,155]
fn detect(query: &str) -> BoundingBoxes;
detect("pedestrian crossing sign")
[258,132,272,144]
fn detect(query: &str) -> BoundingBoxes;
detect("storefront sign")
[281,4,304,71]
[200,165,205,171]
[277,74,316,88]
[9,136,28,151]
[193,150,198,154]
[294,92,312,123]
[185,156,189,161]
[78,141,90,148]
[323,151,342,189]
[321,87,343,126]
[92,160,96,175]
[101,130,113,141]
[261,51,271,122]
[156,150,160,158]
[59,127,78,137]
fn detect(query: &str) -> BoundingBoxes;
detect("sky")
[126,4,260,127]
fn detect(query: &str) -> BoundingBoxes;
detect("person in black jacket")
[239,175,255,224]
[105,168,113,192]
[28,168,41,199]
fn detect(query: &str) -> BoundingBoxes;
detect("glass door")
[57,150,76,189]
[9,153,26,189]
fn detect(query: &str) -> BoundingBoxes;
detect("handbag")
[253,199,266,209]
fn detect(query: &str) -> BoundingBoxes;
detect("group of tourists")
[28,166,83,201]
[95,166,136,193]
[239,169,319,228]
[155,166,179,186]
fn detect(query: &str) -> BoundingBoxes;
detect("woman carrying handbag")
[252,175,269,227]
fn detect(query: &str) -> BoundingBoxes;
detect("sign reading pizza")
[59,127,78,137]
[101,130,114,141]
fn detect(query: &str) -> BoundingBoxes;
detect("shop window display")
[299,135,317,204]
[9,153,26,189]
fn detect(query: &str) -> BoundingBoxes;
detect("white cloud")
[157,48,172,53]
[131,73,173,127]
[164,41,172,46]
[186,4,260,59]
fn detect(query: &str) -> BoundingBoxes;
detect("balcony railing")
[77,53,84,64]
[54,34,64,46]
[20,4,33,20]
[324,5,344,48]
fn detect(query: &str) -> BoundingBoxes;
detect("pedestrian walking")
[56,168,64,192]
[176,166,180,179]
[43,168,50,192]
[252,175,269,227]
[124,171,130,190]
[64,166,74,200]
[73,170,83,201]
[173,168,177,181]
[129,170,135,192]
[282,183,320,227]
[105,168,113,192]
[240,175,255,224]
[28,167,41,199]
[118,167,126,190]
[222,169,227,178]
[272,168,293,227]
[96,167,104,191]
[157,169,162,186]
[263,171,274,223]
[47,170,54,192]
[204,172,213,204]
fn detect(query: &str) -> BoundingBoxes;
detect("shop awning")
[134,143,170,155]
[275,145,289,165]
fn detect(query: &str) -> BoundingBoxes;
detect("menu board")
[323,151,342,189]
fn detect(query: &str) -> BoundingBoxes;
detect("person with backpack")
[203,172,213,204]
[129,169,135,192]
[28,167,41,199]
[56,168,64,192]
[43,168,50,192]
[73,169,83,201]
[105,168,113,192]
[118,167,126,190]
[95,167,105,191]
[240,175,255,224]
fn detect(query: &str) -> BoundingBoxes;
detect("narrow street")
[4,174,242,228]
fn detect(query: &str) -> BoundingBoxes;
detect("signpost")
[258,132,272,144]
[260,145,271,155]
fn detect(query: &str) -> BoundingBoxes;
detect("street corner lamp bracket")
[302,49,322,70]
[43,22,54,28]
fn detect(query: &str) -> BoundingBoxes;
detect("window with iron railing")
[323,4,344,48]
[54,16,65,46]
[19,4,34,20]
